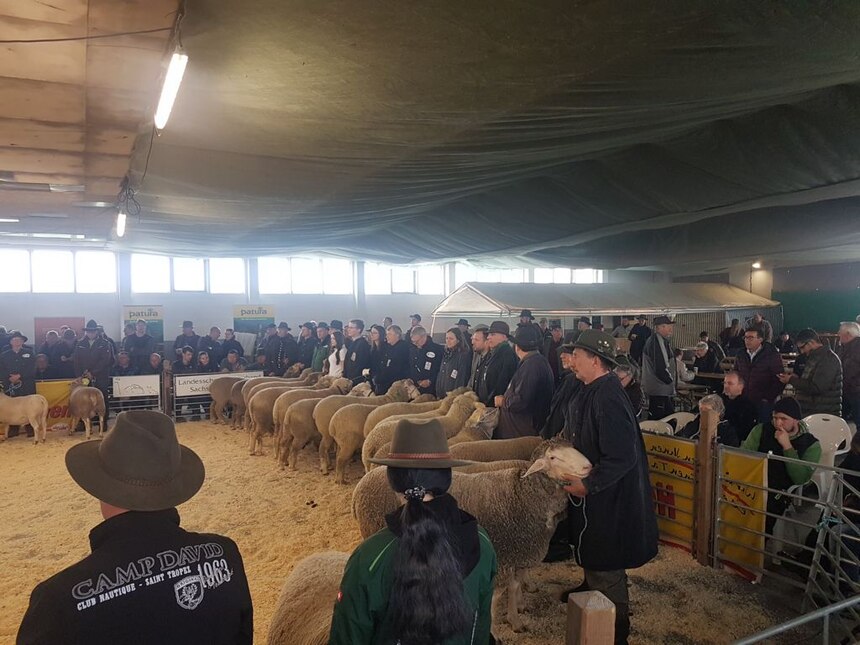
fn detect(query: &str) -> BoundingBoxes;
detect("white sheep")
[266,551,349,645]
[0,391,49,444]
[351,439,592,631]
[271,376,338,446]
[208,376,244,424]
[448,436,543,462]
[247,386,303,455]
[68,380,107,440]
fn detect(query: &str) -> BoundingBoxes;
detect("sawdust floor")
[0,421,803,644]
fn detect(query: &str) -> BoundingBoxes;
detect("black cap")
[457,318,469,326]
[653,315,675,326]
[265,323,276,329]
[773,397,803,420]
[578,316,591,325]
[330,320,343,331]
[410,314,422,322]
[317,322,330,330]
[488,321,510,336]
[519,309,534,320]
[277,322,291,330]
[513,324,542,351]
[301,322,316,331]
[559,342,576,354]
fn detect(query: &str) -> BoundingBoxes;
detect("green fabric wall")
[774,290,860,333]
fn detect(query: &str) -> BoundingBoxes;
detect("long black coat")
[373,340,411,395]
[435,348,473,398]
[540,371,581,439]
[563,372,658,571]
[496,351,554,439]
[476,342,518,406]
[0,347,36,396]
[409,338,444,395]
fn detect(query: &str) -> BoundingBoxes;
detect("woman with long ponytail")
[329,418,497,645]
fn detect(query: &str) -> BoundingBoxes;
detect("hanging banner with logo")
[232,306,275,336]
[122,306,164,345]
[718,449,767,580]
[35,379,74,433]
[643,433,696,550]
[173,371,264,397]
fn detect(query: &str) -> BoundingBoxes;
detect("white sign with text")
[173,371,264,397]
[112,375,161,397]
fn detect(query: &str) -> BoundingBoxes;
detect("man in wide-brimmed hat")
[641,315,676,420]
[73,320,113,411]
[475,321,518,407]
[17,411,253,645]
[560,330,657,642]
[0,330,37,438]
[495,325,554,439]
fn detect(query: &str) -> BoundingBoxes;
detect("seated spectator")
[614,355,645,419]
[172,346,197,375]
[220,349,247,372]
[677,394,740,447]
[110,351,139,377]
[741,397,821,535]
[253,348,267,371]
[778,329,842,417]
[699,331,726,361]
[692,342,723,386]
[674,348,695,383]
[140,352,164,376]
[774,331,797,354]
[195,350,218,373]
[720,371,758,442]
[721,319,745,357]
[34,354,56,380]
[222,328,244,359]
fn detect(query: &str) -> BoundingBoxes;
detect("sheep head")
[523,439,592,481]
[403,379,421,400]
[349,382,374,397]
[316,376,335,388]
[332,378,353,393]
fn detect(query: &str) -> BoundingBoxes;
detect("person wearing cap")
[124,320,156,375]
[543,322,565,383]
[777,329,842,416]
[614,355,645,420]
[330,319,344,333]
[457,318,472,346]
[468,324,490,391]
[495,325,554,440]
[475,321,518,407]
[219,350,247,373]
[197,326,224,368]
[312,323,331,373]
[517,309,535,327]
[172,321,200,358]
[221,328,244,359]
[435,328,473,399]
[296,322,319,371]
[374,326,411,394]
[408,326,443,396]
[74,320,114,403]
[257,322,277,352]
[560,330,658,642]
[540,343,582,440]
[734,326,786,421]
[741,397,821,535]
[408,314,422,331]
[329,418,496,645]
[641,315,677,420]
[264,323,298,376]
[344,320,372,383]
[699,331,726,362]
[16,411,253,644]
[627,315,651,365]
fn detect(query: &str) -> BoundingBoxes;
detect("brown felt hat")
[369,418,472,469]
[65,411,204,511]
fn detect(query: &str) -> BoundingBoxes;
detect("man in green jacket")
[778,328,842,416]
[741,397,822,535]
[311,323,331,373]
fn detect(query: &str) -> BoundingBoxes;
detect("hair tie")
[404,486,426,501]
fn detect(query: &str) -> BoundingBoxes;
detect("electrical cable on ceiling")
[0,27,171,44]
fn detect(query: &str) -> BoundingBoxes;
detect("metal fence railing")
[733,595,860,644]
[170,371,263,422]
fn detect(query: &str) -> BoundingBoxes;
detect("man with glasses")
[778,329,842,416]
[734,327,784,421]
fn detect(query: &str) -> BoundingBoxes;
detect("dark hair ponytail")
[385,467,473,644]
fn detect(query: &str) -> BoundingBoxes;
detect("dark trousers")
[584,569,630,644]
[648,395,673,420]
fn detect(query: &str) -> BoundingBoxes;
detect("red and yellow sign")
[35,379,74,433]
[643,433,696,550]
[718,450,767,580]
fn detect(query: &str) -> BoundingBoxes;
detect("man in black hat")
[408,326,443,396]
[172,321,200,358]
[264,323,298,376]
[495,325,554,439]
[627,315,651,365]
[17,411,253,644]
[475,321,519,407]
[74,321,113,407]
[257,322,277,352]
[0,331,36,397]
[641,315,676,420]
[296,322,318,370]
[457,318,472,346]
[567,317,592,346]
[560,330,658,643]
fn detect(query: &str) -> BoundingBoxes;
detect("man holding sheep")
[561,330,658,644]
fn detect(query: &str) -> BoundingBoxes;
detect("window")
[454,262,477,288]
[391,266,416,293]
[290,258,323,294]
[209,258,246,294]
[173,257,205,291]
[534,268,554,284]
[32,250,74,292]
[322,259,353,295]
[417,265,444,295]
[75,251,116,293]
[573,269,604,284]
[499,268,526,283]
[131,254,170,293]
[0,249,30,292]
[258,257,291,294]
[365,262,392,295]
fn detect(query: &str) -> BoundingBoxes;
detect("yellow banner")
[35,379,74,433]
[643,434,696,550]
[718,449,767,579]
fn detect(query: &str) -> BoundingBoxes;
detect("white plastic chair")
[804,414,854,498]
[661,412,696,434]
[639,420,673,435]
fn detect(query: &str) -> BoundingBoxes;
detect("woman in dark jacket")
[374,326,412,395]
[436,328,473,399]
[367,324,388,384]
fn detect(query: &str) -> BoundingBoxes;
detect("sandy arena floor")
[0,421,801,644]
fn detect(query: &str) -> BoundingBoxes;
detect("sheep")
[448,404,501,445]
[247,386,305,455]
[314,380,419,476]
[266,551,349,645]
[240,374,325,430]
[347,381,374,397]
[362,392,479,472]
[360,388,470,438]
[271,377,352,463]
[351,439,592,631]
[208,376,244,424]
[0,392,49,444]
[237,377,290,429]
[448,436,543,462]
[68,380,107,441]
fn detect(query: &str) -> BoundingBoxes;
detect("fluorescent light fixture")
[154,50,189,130]
[116,210,127,238]
[0,218,19,223]
[751,262,762,269]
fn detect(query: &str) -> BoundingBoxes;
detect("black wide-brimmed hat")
[83,319,100,332]
[487,321,511,336]
[65,411,205,512]
[370,418,472,469]
[653,315,675,326]
[277,321,291,330]
[572,329,619,366]
[519,309,535,320]
[457,318,470,327]
[8,330,27,342]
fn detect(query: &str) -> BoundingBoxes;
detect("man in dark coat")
[543,323,564,383]
[778,328,842,416]
[627,314,651,365]
[540,344,581,440]
[374,326,412,394]
[408,326,443,396]
[263,323,297,376]
[221,329,244,359]
[197,327,224,367]
[172,321,200,358]
[73,320,113,402]
[295,322,318,370]
[561,330,658,644]
[343,319,372,383]
[720,371,759,442]
[641,315,676,420]
[734,327,784,421]
[475,321,519,407]
[124,320,156,375]
[17,411,253,645]
[0,331,36,397]
[496,325,554,439]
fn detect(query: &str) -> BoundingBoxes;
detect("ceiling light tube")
[116,210,127,238]
[154,49,189,130]
[0,218,19,223]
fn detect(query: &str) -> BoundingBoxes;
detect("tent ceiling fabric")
[432,282,780,317]
[122,1,860,270]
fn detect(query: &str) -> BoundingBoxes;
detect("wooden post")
[693,407,718,565]
[566,591,615,644]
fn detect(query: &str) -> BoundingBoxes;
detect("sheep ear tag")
[523,457,548,478]
[81,377,91,386]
